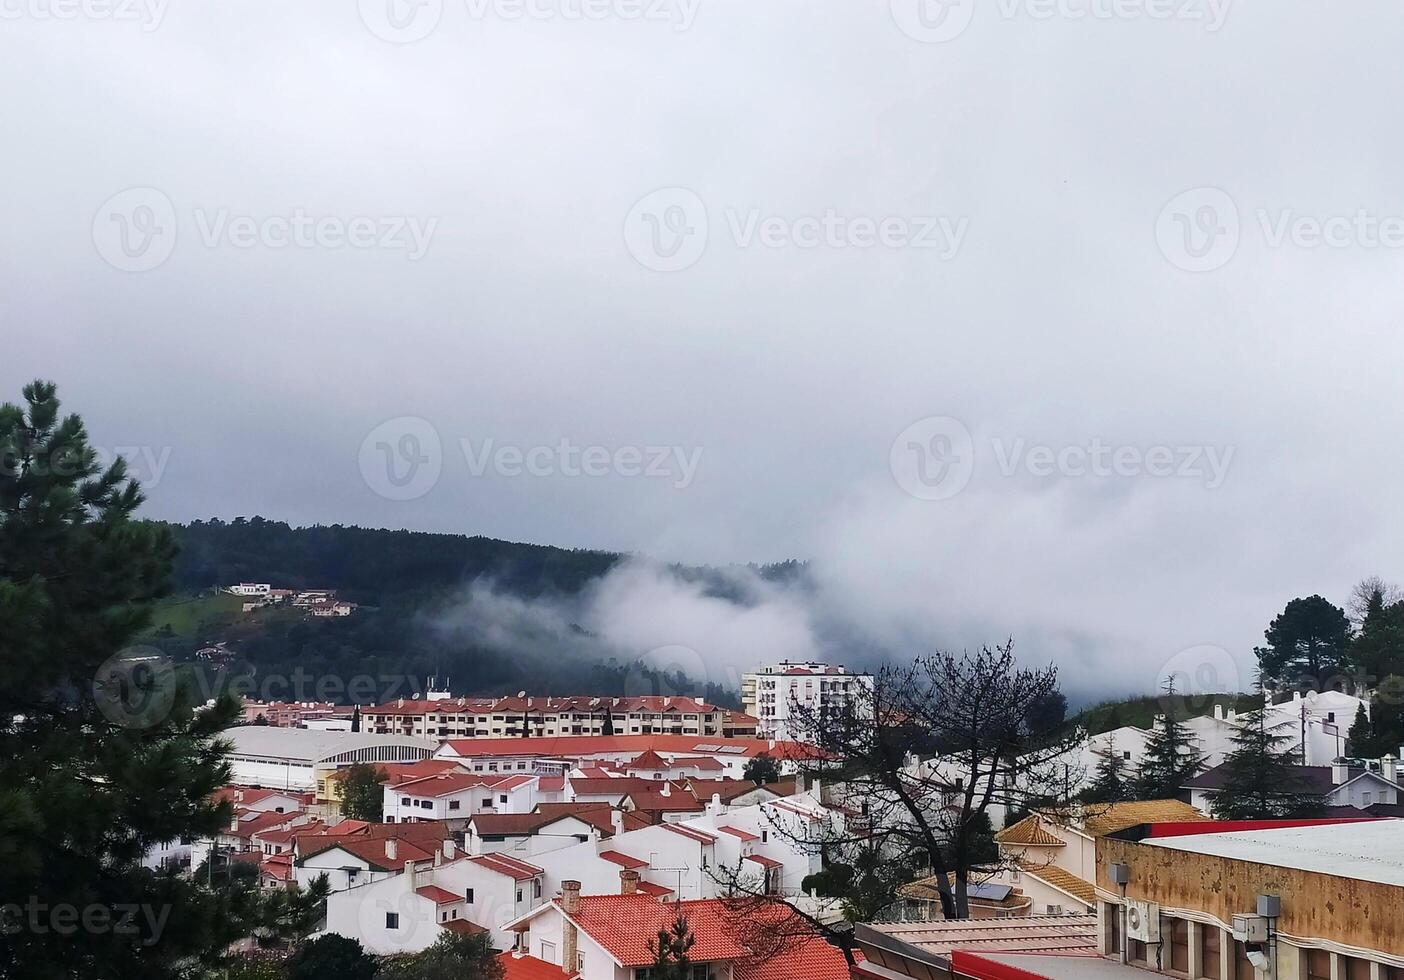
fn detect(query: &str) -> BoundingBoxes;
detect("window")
[1199,924,1221,979]
[1168,917,1189,974]
[449,800,461,810]
[1305,949,1331,980]
[1364,792,1374,806]
[533,880,542,898]
[1045,904,1063,915]
[500,794,508,803]
[540,941,556,963]
[385,912,399,929]
[466,888,474,903]
[401,797,410,805]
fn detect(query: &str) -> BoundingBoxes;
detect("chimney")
[443,839,457,860]
[661,783,671,797]
[386,837,398,860]
[404,860,416,885]
[561,881,581,971]
[1213,705,1224,721]
[611,809,624,836]
[1384,755,1398,785]
[1333,761,1350,786]
[620,869,640,895]
[230,813,241,832]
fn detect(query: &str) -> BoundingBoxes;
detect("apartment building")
[740,661,873,740]
[363,692,752,742]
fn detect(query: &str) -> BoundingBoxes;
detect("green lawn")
[145,591,246,636]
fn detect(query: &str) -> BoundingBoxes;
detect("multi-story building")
[741,661,873,740]
[363,690,752,742]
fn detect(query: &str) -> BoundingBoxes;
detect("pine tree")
[1133,685,1206,800]
[646,912,696,980]
[1081,739,1130,804]
[0,381,324,980]
[1348,703,1377,757]
[1204,703,1327,820]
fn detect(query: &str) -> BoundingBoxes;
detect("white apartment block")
[363,692,746,741]
[741,662,873,741]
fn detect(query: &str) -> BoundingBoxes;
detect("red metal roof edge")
[1144,816,1386,839]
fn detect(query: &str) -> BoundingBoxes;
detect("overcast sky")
[4,0,1403,701]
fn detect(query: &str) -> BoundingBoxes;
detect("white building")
[741,662,873,741]
[228,583,272,596]
[383,771,539,826]
[222,727,436,793]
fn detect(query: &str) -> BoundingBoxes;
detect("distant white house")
[229,583,272,597]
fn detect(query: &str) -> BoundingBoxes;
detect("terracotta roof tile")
[1015,863,1096,907]
[1080,800,1206,838]
[994,815,1066,848]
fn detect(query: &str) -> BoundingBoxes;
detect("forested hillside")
[140,517,757,707]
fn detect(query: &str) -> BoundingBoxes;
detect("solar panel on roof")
[717,746,746,754]
[966,883,1012,902]
[692,744,722,751]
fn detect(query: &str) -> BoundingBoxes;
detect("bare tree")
[1350,576,1402,628]
[714,642,1080,930]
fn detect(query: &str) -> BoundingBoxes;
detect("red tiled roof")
[717,826,759,841]
[599,850,648,869]
[744,854,783,869]
[563,896,750,966]
[297,835,435,870]
[498,952,576,980]
[468,854,544,880]
[636,880,674,897]
[469,804,616,838]
[417,885,462,905]
[442,918,490,936]
[627,791,704,812]
[628,750,669,770]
